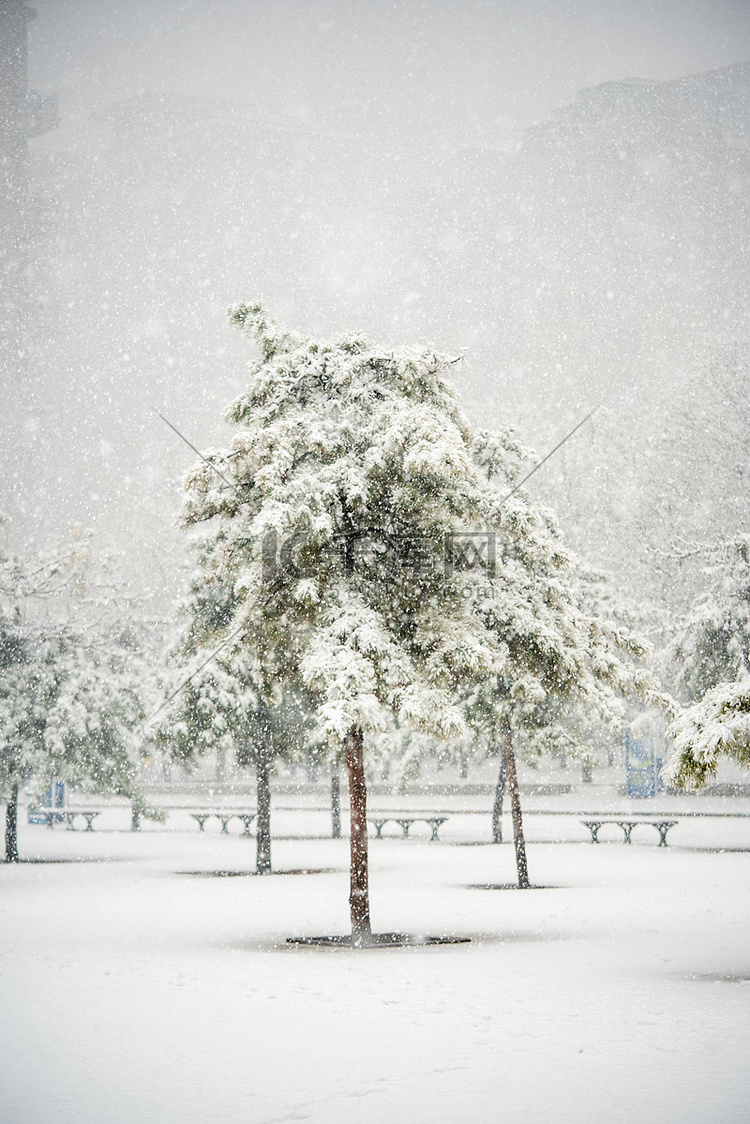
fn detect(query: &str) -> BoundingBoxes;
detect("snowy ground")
[2,814,750,1124]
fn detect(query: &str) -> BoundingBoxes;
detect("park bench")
[369,815,448,841]
[581,819,678,846]
[190,812,257,836]
[35,809,102,831]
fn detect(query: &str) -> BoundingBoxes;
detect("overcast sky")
[30,0,750,147]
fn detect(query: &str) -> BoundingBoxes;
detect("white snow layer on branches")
[179,302,666,757]
[666,677,750,789]
[0,563,142,800]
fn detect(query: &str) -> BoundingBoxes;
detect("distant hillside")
[465,61,750,422]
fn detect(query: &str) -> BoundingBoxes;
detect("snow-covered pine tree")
[154,552,308,873]
[180,304,665,930]
[180,306,482,935]
[666,678,750,789]
[663,536,750,788]
[0,540,144,861]
[460,429,663,885]
[670,536,750,702]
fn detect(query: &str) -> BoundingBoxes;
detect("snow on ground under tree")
[1,820,749,1124]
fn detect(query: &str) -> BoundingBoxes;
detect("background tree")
[462,429,665,887]
[0,537,144,861]
[669,536,750,702]
[666,678,750,790]
[664,536,750,790]
[154,553,309,873]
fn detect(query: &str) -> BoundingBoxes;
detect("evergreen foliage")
[666,677,750,789]
[670,536,750,702]
[155,555,310,872]
[155,544,311,769]
[664,537,750,788]
[0,537,145,858]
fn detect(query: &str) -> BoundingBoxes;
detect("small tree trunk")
[345,725,371,937]
[5,784,19,863]
[491,754,506,843]
[131,803,141,831]
[502,717,530,888]
[331,770,341,839]
[256,751,272,875]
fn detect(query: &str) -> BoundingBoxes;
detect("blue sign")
[27,780,67,824]
[625,734,655,798]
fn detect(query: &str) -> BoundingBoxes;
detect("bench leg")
[620,823,634,843]
[656,824,672,846]
[84,814,96,832]
[587,824,601,843]
[430,821,440,841]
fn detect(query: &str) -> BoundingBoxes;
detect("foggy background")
[3,0,750,616]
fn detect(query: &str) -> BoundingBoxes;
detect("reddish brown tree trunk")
[255,750,272,875]
[5,783,19,863]
[502,716,530,888]
[345,725,371,936]
[491,753,506,844]
[331,769,341,839]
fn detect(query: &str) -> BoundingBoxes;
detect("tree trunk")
[345,725,371,937]
[215,749,226,783]
[331,770,341,839]
[255,750,272,875]
[5,784,19,863]
[502,717,530,888]
[491,754,506,844]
